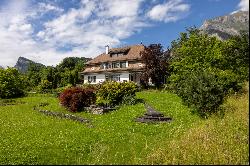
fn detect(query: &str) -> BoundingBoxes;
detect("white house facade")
[81,44,145,84]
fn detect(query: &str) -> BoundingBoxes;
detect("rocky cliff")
[200,11,249,40]
[14,57,45,73]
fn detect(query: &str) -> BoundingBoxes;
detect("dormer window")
[111,53,124,57]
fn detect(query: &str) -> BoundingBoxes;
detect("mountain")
[0,65,4,69]
[14,56,92,73]
[14,57,45,73]
[200,11,249,40]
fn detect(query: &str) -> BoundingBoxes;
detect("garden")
[0,28,249,165]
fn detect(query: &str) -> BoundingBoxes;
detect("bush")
[59,87,96,112]
[37,79,53,93]
[0,68,25,99]
[121,94,138,105]
[171,69,242,117]
[96,81,139,107]
[168,28,248,116]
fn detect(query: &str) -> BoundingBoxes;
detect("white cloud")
[237,0,249,11]
[231,0,249,14]
[147,0,190,22]
[0,0,190,67]
[38,2,64,13]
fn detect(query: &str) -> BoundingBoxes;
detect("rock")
[200,11,249,40]
[85,105,116,115]
[14,57,45,73]
[135,104,172,123]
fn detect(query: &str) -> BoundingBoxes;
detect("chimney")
[105,45,109,54]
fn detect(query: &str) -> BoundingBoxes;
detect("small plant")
[121,94,138,105]
[59,87,96,112]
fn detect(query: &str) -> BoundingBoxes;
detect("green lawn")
[0,86,248,165]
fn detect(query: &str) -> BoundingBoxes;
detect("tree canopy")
[140,44,170,88]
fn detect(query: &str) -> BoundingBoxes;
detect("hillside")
[200,11,249,40]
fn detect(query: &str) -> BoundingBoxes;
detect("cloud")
[0,0,190,67]
[147,0,190,22]
[237,0,249,11]
[231,0,249,14]
[38,2,64,13]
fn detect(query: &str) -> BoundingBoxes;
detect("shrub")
[168,27,248,116]
[96,81,139,107]
[121,94,138,105]
[171,69,242,117]
[59,87,96,112]
[0,68,25,99]
[37,79,53,93]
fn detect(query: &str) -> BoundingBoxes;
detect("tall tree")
[140,44,170,88]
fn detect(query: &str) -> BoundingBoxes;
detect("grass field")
[0,84,248,164]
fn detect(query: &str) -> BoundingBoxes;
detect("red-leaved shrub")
[59,87,96,112]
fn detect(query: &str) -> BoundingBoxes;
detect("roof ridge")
[86,44,145,65]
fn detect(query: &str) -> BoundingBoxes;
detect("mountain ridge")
[14,57,45,73]
[200,11,249,40]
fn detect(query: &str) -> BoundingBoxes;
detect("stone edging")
[33,106,91,126]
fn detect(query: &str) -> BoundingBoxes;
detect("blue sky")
[0,0,248,67]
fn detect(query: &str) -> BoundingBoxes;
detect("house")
[81,44,146,84]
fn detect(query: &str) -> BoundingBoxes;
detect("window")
[100,63,108,69]
[88,76,96,83]
[120,62,126,68]
[116,62,120,68]
[111,74,120,81]
[112,62,120,68]
[103,62,127,69]
[111,53,124,57]
[118,53,123,57]
[105,75,110,81]
[111,53,118,57]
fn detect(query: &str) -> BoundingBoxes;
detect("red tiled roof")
[86,44,145,65]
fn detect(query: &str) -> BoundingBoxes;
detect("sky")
[0,0,249,67]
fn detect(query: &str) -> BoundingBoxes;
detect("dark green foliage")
[168,27,248,115]
[26,63,45,87]
[141,44,170,88]
[37,80,53,93]
[0,68,25,99]
[58,57,89,70]
[25,57,90,91]
[221,31,249,81]
[174,70,225,117]
[121,94,138,105]
[59,87,96,112]
[96,81,139,107]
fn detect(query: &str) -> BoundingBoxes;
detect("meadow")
[0,84,248,165]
